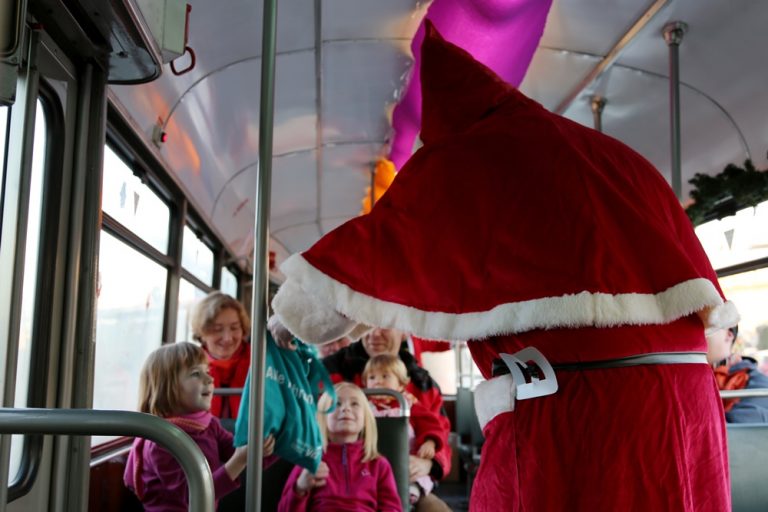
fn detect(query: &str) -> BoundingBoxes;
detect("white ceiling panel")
[322,41,411,144]
[322,0,421,40]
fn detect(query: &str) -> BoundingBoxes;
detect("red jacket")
[370,396,445,455]
[278,441,401,512]
[322,341,452,479]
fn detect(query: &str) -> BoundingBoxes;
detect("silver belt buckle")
[500,347,559,400]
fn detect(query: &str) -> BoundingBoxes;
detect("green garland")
[686,159,768,225]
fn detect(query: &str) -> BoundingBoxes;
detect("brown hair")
[317,382,379,462]
[190,292,251,343]
[362,354,410,388]
[137,342,208,417]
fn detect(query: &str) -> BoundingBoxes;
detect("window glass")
[0,106,8,199]
[719,269,768,365]
[221,267,238,298]
[9,101,47,481]
[101,146,170,253]
[181,225,214,286]
[176,278,208,342]
[696,200,768,270]
[92,232,167,445]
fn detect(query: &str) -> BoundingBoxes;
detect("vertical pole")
[245,0,278,510]
[663,21,688,201]
[590,95,606,133]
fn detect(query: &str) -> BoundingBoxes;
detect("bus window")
[101,146,170,253]
[175,278,208,342]
[221,266,238,298]
[718,268,768,361]
[9,101,47,483]
[1,106,7,199]
[695,200,768,269]
[181,225,214,286]
[92,232,167,445]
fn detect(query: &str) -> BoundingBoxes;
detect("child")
[124,342,272,510]
[278,382,401,511]
[363,354,445,505]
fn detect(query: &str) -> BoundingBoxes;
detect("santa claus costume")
[272,21,738,511]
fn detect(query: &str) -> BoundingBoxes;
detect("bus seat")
[375,415,411,510]
[455,387,483,496]
[728,423,768,512]
[364,388,411,509]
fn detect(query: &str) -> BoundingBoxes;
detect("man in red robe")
[272,22,738,511]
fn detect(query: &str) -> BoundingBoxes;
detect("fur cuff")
[271,279,359,345]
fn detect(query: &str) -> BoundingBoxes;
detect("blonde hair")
[190,292,251,343]
[138,342,208,417]
[362,354,410,388]
[317,382,379,463]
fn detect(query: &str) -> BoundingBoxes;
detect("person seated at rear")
[317,335,352,358]
[191,292,251,420]
[708,324,768,423]
[322,328,452,512]
[364,354,447,507]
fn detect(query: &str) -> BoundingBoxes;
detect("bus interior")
[2,0,768,511]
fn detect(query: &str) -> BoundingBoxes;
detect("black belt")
[492,351,708,378]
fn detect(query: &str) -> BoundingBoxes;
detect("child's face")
[326,386,365,442]
[177,363,214,415]
[365,367,403,392]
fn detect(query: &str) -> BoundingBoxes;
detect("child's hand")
[295,462,330,495]
[225,446,248,480]
[417,439,436,459]
[263,435,275,457]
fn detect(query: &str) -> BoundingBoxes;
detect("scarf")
[714,365,750,412]
[207,343,251,418]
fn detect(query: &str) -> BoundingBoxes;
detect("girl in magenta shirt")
[124,342,272,511]
[278,382,401,511]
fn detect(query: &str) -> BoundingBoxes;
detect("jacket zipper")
[342,444,350,494]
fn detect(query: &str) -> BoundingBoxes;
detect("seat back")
[455,387,483,446]
[365,389,410,509]
[728,423,768,512]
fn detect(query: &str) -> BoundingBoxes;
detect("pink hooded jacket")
[278,440,401,512]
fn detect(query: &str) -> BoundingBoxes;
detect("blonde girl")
[124,342,272,511]
[278,382,402,511]
[364,354,446,504]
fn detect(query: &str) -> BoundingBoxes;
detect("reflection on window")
[176,278,208,342]
[9,102,47,482]
[696,200,768,270]
[221,267,238,298]
[101,146,170,253]
[93,232,167,445]
[719,268,768,362]
[181,225,214,286]
[1,106,8,199]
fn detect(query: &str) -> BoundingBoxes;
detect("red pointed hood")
[272,25,737,344]
[420,20,519,145]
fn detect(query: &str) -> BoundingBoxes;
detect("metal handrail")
[720,389,768,399]
[213,388,244,396]
[363,389,411,417]
[0,408,214,512]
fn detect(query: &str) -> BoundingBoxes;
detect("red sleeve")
[410,402,446,452]
[406,384,452,479]
[277,465,310,512]
[375,456,402,512]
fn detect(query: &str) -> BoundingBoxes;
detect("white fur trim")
[699,300,740,330]
[271,279,360,345]
[474,374,515,431]
[275,253,732,342]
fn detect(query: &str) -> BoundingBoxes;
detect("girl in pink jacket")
[278,382,402,511]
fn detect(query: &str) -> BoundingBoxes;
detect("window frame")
[8,83,64,502]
